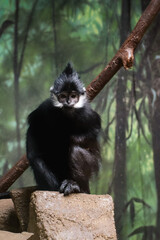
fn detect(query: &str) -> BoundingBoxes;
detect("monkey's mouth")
[63,104,74,109]
[63,105,75,111]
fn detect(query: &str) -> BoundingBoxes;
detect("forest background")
[0,0,160,240]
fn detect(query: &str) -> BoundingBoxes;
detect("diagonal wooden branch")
[0,155,29,192]
[87,0,160,101]
[0,0,160,193]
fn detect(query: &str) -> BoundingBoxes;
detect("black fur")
[52,63,85,94]
[26,64,101,195]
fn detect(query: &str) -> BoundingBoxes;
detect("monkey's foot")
[59,179,80,196]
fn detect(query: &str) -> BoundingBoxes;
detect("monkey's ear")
[63,62,74,76]
[50,85,54,92]
[81,87,86,95]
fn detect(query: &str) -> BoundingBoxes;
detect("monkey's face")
[50,63,88,109]
[57,91,79,108]
[50,90,87,109]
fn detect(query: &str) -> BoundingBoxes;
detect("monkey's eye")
[60,94,67,99]
[70,92,79,99]
[58,92,68,102]
[70,94,77,99]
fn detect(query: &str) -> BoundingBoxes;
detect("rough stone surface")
[28,191,117,240]
[11,186,37,231]
[0,199,20,232]
[0,230,33,240]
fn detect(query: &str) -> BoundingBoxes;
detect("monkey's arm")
[26,126,59,191]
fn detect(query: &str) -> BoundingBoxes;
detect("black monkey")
[26,63,101,195]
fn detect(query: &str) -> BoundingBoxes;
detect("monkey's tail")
[0,191,11,199]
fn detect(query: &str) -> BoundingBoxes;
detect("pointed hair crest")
[50,63,85,95]
[63,62,74,76]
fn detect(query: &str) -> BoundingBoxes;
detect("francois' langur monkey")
[26,63,101,195]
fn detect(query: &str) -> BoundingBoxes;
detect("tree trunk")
[140,1,160,237]
[149,24,160,238]
[52,0,59,75]
[13,0,21,159]
[152,96,160,239]
[13,0,38,154]
[18,0,38,78]
[113,0,130,238]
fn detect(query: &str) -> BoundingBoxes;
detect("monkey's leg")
[30,157,59,191]
[60,146,91,195]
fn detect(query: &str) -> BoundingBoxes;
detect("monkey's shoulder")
[75,105,101,130]
[27,99,59,125]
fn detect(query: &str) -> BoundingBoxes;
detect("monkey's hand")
[59,179,80,196]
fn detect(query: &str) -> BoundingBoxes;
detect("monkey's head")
[50,63,87,109]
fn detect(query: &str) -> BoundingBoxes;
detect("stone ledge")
[0,230,33,240]
[0,199,20,232]
[11,186,37,231]
[28,191,117,240]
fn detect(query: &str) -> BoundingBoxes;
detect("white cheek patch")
[51,93,63,108]
[74,93,87,108]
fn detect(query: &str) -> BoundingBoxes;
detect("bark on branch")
[0,155,29,192]
[87,0,160,101]
[0,0,160,192]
